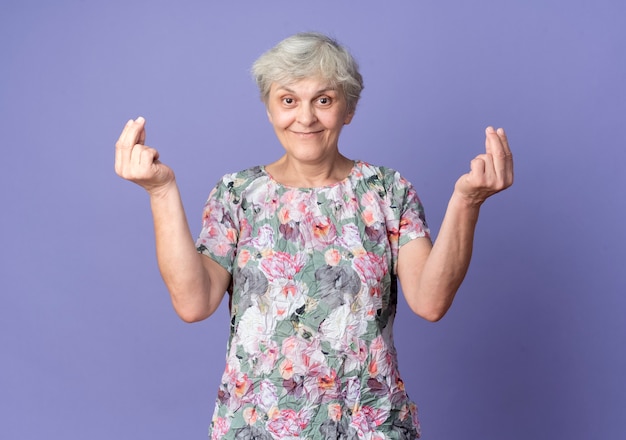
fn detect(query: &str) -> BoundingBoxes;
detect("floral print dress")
[196,160,430,440]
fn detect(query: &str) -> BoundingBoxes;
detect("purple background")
[1,1,625,439]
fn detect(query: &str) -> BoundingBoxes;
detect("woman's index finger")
[485,126,511,159]
[117,117,145,149]
[496,127,512,156]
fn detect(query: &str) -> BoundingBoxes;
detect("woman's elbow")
[176,309,208,323]
[408,301,450,322]
[170,290,216,323]
[174,304,215,323]
[418,309,447,322]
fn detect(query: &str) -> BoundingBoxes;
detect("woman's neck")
[265,153,354,188]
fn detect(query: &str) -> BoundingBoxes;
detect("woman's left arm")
[397,126,514,321]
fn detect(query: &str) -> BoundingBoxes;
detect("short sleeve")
[397,176,430,247]
[195,178,239,274]
[380,168,431,275]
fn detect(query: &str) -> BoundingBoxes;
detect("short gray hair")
[251,32,364,112]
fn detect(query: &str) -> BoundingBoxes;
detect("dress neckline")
[260,160,359,190]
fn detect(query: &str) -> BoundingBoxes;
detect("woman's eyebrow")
[276,85,337,95]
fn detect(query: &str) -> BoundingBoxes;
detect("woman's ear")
[344,109,355,125]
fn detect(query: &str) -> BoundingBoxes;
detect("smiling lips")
[292,130,323,136]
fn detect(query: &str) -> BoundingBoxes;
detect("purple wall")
[1,1,624,438]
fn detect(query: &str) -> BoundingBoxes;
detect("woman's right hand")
[115,117,175,195]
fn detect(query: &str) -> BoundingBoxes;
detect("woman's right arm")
[115,117,230,322]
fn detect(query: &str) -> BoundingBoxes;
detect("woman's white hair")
[251,32,364,112]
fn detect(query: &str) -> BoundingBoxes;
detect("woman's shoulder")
[215,165,267,190]
[207,165,269,202]
[219,165,265,183]
[353,160,411,189]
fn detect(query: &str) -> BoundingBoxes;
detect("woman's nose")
[296,103,317,126]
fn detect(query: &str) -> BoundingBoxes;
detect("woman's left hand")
[454,126,514,206]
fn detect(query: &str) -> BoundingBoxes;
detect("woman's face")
[265,77,354,164]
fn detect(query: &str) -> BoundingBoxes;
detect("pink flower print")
[237,306,275,354]
[281,336,310,376]
[279,188,299,204]
[359,189,381,226]
[296,213,338,251]
[361,207,378,227]
[267,408,311,437]
[319,305,367,351]
[213,229,237,256]
[210,416,230,439]
[271,301,292,320]
[239,217,253,241]
[370,284,382,299]
[352,252,387,283]
[324,248,342,266]
[399,216,414,233]
[327,403,342,422]
[409,401,420,431]
[197,218,237,258]
[353,164,365,178]
[254,340,279,375]
[368,357,379,377]
[260,251,307,282]
[315,367,341,401]
[365,222,386,244]
[368,336,393,378]
[237,249,251,268]
[367,376,390,397]
[387,226,400,245]
[279,220,303,244]
[279,280,297,298]
[324,185,358,221]
[387,377,410,407]
[281,335,303,359]
[312,216,332,239]
[281,336,326,379]
[400,215,423,237]
[255,379,278,412]
[223,355,242,384]
[248,185,278,218]
[277,205,292,224]
[268,279,306,320]
[361,190,381,211]
[243,406,259,425]
[278,189,311,223]
[234,373,252,399]
[344,193,359,215]
[201,202,217,225]
[317,368,338,391]
[344,377,361,409]
[370,335,385,352]
[338,224,366,255]
[241,224,274,252]
[398,403,410,422]
[344,338,368,373]
[279,358,294,380]
[300,340,327,375]
[283,375,305,399]
[396,376,406,393]
[351,405,388,436]
[265,194,280,217]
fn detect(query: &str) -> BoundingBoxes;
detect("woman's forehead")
[271,77,338,94]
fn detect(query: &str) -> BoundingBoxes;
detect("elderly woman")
[115,33,513,439]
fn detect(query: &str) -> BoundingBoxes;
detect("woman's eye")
[283,97,294,105]
[318,97,330,105]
